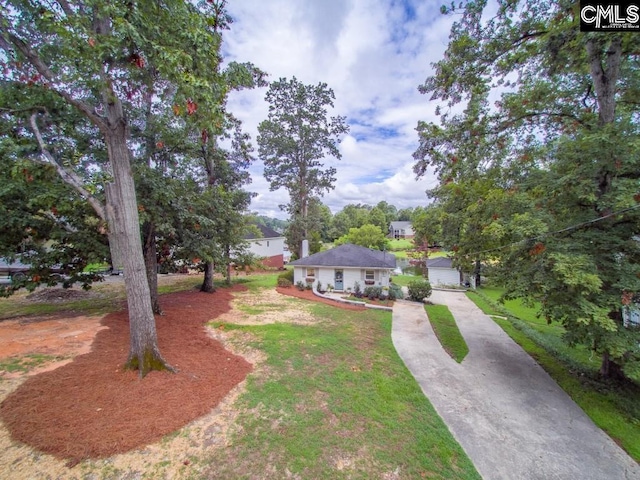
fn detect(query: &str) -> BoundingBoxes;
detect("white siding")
[292,266,391,290]
[428,267,460,286]
[247,237,284,258]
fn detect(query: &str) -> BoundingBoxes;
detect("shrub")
[295,280,306,291]
[363,286,382,300]
[388,283,404,300]
[407,279,432,302]
[316,281,323,292]
[353,281,363,298]
[277,277,292,288]
[278,269,294,283]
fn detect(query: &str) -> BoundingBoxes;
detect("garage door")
[428,267,460,286]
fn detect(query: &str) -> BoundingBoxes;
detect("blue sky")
[222,0,454,219]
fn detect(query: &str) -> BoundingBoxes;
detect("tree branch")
[495,111,587,133]
[0,17,108,131]
[28,113,107,221]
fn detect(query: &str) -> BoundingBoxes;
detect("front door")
[334,269,344,290]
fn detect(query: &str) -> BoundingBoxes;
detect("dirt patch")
[0,282,358,478]
[25,288,95,303]
[0,315,107,378]
[276,287,366,311]
[0,285,252,465]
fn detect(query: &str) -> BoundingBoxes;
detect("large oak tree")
[0,0,252,376]
[414,0,640,379]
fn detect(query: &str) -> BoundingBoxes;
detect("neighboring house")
[244,224,285,269]
[288,243,396,291]
[389,221,414,239]
[426,257,462,286]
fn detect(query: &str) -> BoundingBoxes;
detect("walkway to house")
[391,291,640,480]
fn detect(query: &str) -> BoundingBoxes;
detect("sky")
[222,0,455,220]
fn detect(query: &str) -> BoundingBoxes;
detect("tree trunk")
[599,351,625,380]
[225,245,232,286]
[142,221,162,314]
[201,261,216,292]
[105,183,124,273]
[105,124,172,377]
[474,258,481,287]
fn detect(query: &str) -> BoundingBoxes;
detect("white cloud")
[223,0,453,220]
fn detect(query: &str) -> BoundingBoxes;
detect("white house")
[244,224,285,269]
[426,257,462,286]
[288,243,396,291]
[389,221,414,239]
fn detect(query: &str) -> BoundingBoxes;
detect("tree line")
[411,1,640,382]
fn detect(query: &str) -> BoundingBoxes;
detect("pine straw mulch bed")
[0,284,252,466]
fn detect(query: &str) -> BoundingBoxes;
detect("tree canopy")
[335,224,390,251]
[0,0,261,376]
[413,0,640,379]
[258,76,349,258]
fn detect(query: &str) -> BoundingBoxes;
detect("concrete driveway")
[391,291,640,480]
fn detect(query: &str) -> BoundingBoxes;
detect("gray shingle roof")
[289,244,396,268]
[244,224,283,240]
[389,221,412,229]
[427,257,454,268]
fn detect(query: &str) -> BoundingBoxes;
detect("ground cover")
[0,273,479,479]
[466,288,640,462]
[424,304,469,363]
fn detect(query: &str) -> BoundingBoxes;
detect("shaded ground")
[0,284,252,465]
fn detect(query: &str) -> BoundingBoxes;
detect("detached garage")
[427,257,461,287]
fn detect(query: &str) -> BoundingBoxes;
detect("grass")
[204,280,481,479]
[0,353,65,374]
[471,287,593,367]
[0,271,480,477]
[389,274,415,287]
[388,238,414,251]
[424,304,469,363]
[466,287,640,462]
[0,286,123,319]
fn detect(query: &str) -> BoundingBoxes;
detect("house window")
[306,268,315,278]
[365,270,375,284]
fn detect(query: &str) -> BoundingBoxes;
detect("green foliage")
[334,224,390,251]
[258,77,349,259]
[407,279,432,302]
[277,277,292,288]
[278,269,294,283]
[295,280,306,291]
[388,283,404,300]
[424,304,469,363]
[363,286,383,300]
[413,1,640,378]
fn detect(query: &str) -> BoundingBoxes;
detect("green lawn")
[424,304,469,363]
[203,278,480,479]
[388,238,414,250]
[467,287,640,462]
[472,286,594,367]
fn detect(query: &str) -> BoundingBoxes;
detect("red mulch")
[276,287,366,311]
[0,285,252,464]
